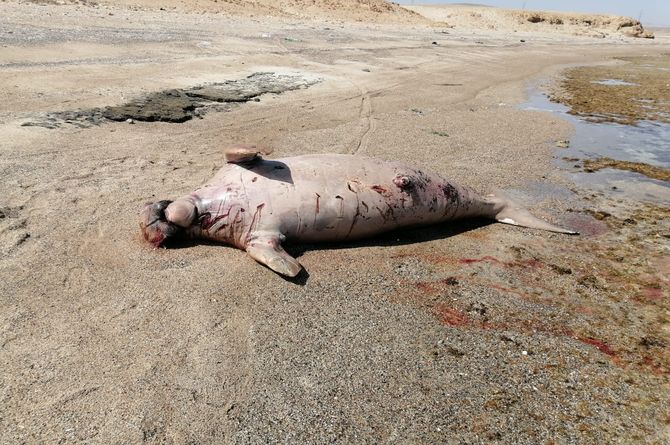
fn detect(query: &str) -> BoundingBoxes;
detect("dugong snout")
[139,200,183,247]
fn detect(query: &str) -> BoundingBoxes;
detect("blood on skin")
[199,209,231,231]
[245,203,265,242]
[371,184,394,199]
[335,195,344,218]
[147,232,165,247]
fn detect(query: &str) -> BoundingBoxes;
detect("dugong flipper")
[140,148,576,277]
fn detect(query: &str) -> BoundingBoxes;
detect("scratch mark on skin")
[375,206,386,222]
[375,205,395,223]
[335,195,344,219]
[346,182,361,239]
[213,210,233,232]
[200,203,231,232]
[296,210,303,236]
[347,206,360,238]
[239,172,250,218]
[245,203,265,243]
[313,193,321,228]
[212,197,225,231]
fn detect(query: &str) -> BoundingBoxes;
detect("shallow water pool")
[523,88,670,205]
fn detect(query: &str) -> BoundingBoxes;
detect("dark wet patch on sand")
[0,206,21,219]
[582,157,670,182]
[22,72,319,129]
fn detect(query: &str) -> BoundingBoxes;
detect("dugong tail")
[485,190,578,235]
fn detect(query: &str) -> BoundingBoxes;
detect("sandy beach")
[1,1,669,443]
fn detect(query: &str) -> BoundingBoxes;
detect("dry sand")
[1,1,669,443]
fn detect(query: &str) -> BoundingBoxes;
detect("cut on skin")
[140,145,577,277]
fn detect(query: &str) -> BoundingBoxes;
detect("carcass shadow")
[161,218,493,285]
[285,217,493,259]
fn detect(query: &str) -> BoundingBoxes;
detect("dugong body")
[141,147,575,276]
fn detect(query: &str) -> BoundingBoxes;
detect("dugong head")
[140,199,198,247]
[139,200,183,247]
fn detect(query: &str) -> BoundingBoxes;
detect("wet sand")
[550,55,670,125]
[1,2,669,443]
[582,158,670,182]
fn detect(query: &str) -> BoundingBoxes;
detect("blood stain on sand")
[577,337,617,356]
[561,212,609,236]
[433,303,470,327]
[458,255,544,269]
[641,287,664,301]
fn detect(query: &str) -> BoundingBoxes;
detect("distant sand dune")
[31,0,428,23]
[405,4,654,39]
[22,1,655,36]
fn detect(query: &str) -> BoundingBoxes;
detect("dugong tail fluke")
[486,190,578,235]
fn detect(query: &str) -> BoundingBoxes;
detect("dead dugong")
[140,145,576,277]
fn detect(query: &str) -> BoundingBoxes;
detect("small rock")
[126,118,134,124]
[431,41,438,45]
[591,210,611,220]
[550,264,573,275]
[639,336,666,348]
[556,140,570,148]
[446,346,465,357]
[577,274,603,289]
